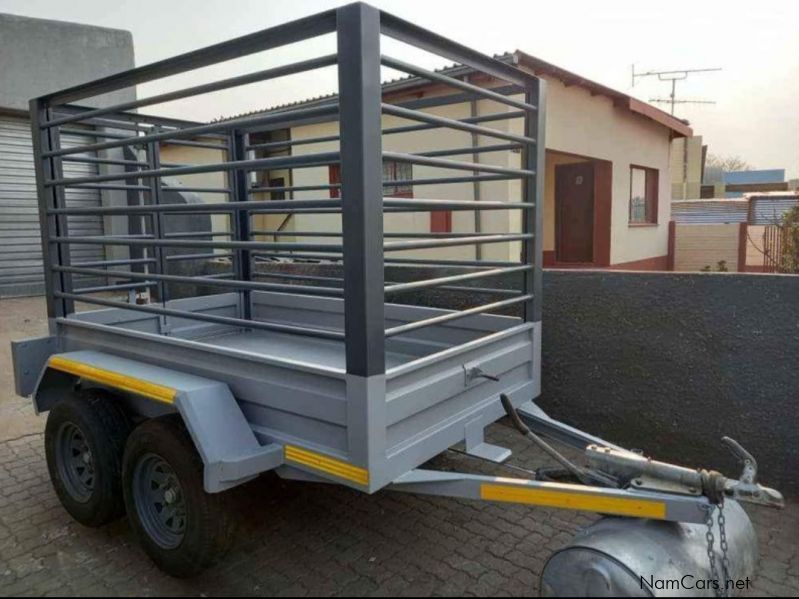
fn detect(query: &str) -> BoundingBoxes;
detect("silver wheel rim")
[132,453,186,549]
[55,422,95,503]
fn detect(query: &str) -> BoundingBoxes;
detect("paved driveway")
[0,296,797,596]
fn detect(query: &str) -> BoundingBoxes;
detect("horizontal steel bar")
[67,183,151,192]
[383,151,534,178]
[162,139,229,151]
[382,103,535,145]
[246,110,524,151]
[54,292,345,340]
[383,199,534,211]
[384,265,530,295]
[384,257,522,268]
[72,257,156,268]
[248,133,340,152]
[383,109,524,137]
[72,281,157,294]
[55,265,343,297]
[383,233,532,252]
[60,154,149,167]
[42,104,337,158]
[53,235,343,252]
[163,231,232,238]
[59,127,135,140]
[416,143,522,159]
[252,253,524,269]
[252,270,521,297]
[49,198,339,216]
[50,104,224,133]
[44,54,338,128]
[249,230,508,239]
[379,12,536,87]
[386,173,514,188]
[249,183,338,194]
[164,252,234,262]
[47,151,339,187]
[161,186,233,194]
[385,294,530,337]
[38,9,338,106]
[381,55,536,112]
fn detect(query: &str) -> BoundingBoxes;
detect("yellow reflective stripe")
[48,356,177,404]
[480,483,667,519]
[284,445,369,486]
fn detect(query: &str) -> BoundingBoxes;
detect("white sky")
[2,0,797,177]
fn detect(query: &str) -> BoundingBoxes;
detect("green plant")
[717,260,729,272]
[779,205,799,273]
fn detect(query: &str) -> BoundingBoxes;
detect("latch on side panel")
[463,363,500,387]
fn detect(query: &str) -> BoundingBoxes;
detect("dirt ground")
[0,295,797,596]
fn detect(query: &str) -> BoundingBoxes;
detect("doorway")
[555,162,595,263]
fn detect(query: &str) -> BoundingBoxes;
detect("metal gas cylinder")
[541,500,757,597]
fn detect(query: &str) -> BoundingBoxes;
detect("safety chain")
[705,500,732,598]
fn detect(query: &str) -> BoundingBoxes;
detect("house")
[0,13,134,297]
[202,50,693,270]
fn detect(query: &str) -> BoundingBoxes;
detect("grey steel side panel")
[11,334,59,396]
[32,293,542,493]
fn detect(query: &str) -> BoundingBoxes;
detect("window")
[382,161,413,198]
[629,166,658,224]
[327,161,450,231]
[328,161,413,199]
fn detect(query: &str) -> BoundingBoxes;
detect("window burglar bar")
[30,1,544,377]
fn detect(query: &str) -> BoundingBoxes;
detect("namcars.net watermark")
[641,575,752,593]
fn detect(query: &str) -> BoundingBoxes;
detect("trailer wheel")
[122,416,234,578]
[44,389,133,527]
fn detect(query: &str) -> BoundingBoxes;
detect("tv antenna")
[631,65,721,115]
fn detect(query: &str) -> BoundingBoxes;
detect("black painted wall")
[538,270,799,496]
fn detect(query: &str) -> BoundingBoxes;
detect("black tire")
[122,416,234,578]
[44,389,133,527]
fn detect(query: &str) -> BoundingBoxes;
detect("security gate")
[0,116,104,297]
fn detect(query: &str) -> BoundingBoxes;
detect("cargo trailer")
[11,3,783,594]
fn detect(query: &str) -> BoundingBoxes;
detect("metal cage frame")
[30,1,545,380]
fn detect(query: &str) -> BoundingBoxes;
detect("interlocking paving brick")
[0,421,795,596]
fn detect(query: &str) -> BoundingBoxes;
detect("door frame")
[545,150,613,268]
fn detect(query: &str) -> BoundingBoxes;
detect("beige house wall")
[284,74,673,266]
[510,76,672,265]
[171,74,676,266]
[673,223,740,272]
[158,143,228,243]
[288,98,517,262]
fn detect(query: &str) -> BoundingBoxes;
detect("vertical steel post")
[30,99,71,323]
[231,130,253,321]
[337,2,385,377]
[145,137,169,330]
[523,79,546,322]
